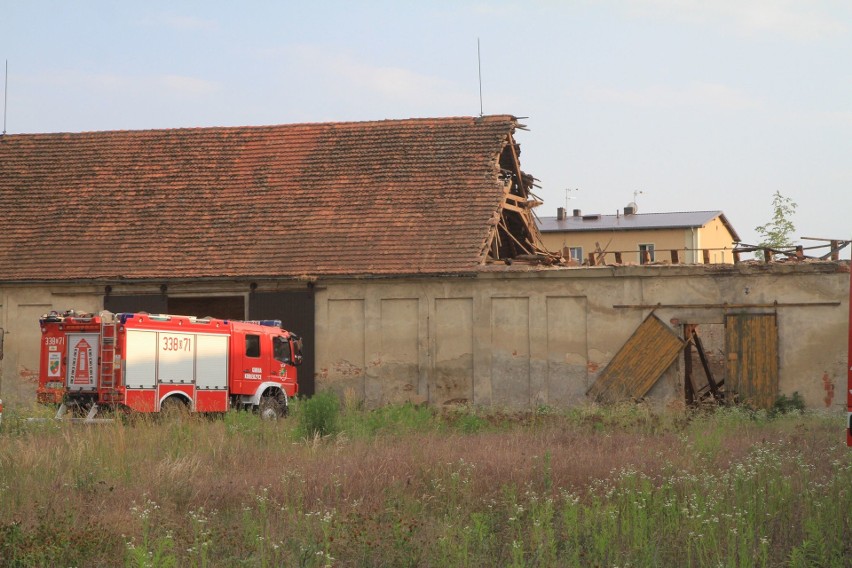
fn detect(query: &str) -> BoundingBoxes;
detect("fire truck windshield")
[273,336,290,363]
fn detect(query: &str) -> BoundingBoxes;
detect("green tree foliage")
[755,191,797,259]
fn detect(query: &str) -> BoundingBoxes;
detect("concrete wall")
[314,262,849,411]
[1,262,849,412]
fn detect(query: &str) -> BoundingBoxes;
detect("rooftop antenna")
[626,189,644,214]
[3,59,7,135]
[477,38,483,116]
[564,188,578,210]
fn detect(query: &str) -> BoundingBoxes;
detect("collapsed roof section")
[482,125,560,265]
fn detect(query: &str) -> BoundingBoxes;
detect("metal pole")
[3,60,8,135]
[477,39,483,116]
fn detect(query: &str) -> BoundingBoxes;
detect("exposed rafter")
[485,131,562,265]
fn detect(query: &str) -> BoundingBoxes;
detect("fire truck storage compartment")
[124,329,229,390]
[66,333,100,391]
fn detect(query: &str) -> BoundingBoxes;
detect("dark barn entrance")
[249,291,315,396]
[168,296,245,320]
[103,294,244,320]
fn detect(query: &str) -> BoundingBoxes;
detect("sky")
[3,1,850,257]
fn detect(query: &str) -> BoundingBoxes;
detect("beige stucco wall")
[0,285,104,405]
[1,263,849,412]
[540,217,738,264]
[314,263,849,411]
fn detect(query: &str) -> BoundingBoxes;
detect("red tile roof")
[0,116,519,281]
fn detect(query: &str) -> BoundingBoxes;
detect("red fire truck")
[37,311,301,419]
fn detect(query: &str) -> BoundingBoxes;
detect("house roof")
[0,115,519,282]
[538,210,741,242]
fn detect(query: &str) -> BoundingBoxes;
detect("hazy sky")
[3,1,850,256]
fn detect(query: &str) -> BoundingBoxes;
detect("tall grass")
[0,403,849,567]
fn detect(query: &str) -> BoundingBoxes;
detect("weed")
[295,391,340,439]
[771,391,807,417]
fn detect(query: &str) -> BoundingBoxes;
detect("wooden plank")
[503,192,527,204]
[501,201,527,214]
[684,326,696,406]
[725,313,778,409]
[693,330,721,400]
[614,302,839,309]
[498,219,533,255]
[587,314,686,403]
[505,133,528,199]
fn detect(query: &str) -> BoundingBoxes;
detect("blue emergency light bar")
[248,319,283,328]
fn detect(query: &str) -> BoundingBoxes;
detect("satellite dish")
[626,201,639,213]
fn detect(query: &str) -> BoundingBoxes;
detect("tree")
[754,190,797,259]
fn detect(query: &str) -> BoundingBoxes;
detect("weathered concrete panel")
[546,296,588,405]
[434,298,473,404]
[325,299,365,399]
[490,297,530,408]
[377,298,420,405]
[11,303,52,403]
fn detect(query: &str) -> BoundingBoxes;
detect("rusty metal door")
[725,313,778,409]
[587,313,685,403]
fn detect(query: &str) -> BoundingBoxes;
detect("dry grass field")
[0,398,849,567]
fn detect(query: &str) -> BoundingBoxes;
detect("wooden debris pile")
[483,126,563,266]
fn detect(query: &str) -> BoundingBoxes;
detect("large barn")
[0,116,848,412]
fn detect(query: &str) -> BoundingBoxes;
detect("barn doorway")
[103,294,246,320]
[167,296,245,320]
[682,315,779,409]
[682,323,726,406]
[249,290,315,396]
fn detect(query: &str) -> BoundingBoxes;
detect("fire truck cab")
[38,311,301,418]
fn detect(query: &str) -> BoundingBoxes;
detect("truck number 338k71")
[37,311,302,420]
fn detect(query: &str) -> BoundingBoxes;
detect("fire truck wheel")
[259,393,287,420]
[160,396,190,419]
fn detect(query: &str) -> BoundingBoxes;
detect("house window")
[639,244,655,264]
[568,246,583,262]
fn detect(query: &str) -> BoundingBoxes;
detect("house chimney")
[556,207,565,221]
[573,209,581,217]
[624,206,635,215]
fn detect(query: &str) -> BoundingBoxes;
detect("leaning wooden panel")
[725,313,778,409]
[587,313,686,403]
